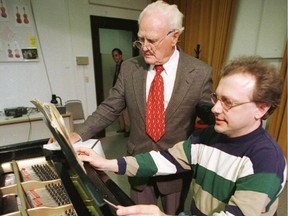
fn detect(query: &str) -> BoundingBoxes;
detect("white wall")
[227,0,287,68]
[0,0,148,117]
[0,0,286,118]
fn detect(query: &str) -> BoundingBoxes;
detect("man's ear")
[255,103,271,120]
[172,31,180,46]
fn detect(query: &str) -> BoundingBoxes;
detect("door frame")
[90,16,139,137]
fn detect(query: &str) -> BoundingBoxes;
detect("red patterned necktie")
[146,65,165,142]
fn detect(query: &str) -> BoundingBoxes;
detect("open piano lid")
[31,99,105,207]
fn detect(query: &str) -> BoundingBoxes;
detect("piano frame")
[0,139,134,216]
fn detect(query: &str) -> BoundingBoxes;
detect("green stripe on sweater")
[194,164,235,203]
[135,153,158,176]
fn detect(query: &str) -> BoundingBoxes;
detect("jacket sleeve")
[76,65,127,141]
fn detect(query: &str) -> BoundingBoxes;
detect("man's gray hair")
[138,0,184,34]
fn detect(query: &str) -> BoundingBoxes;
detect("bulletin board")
[0,0,39,62]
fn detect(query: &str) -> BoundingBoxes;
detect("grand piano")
[0,100,134,216]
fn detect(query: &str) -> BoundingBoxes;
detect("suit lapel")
[132,53,196,123]
[132,57,149,122]
[165,53,196,121]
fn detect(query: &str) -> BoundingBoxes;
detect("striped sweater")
[117,125,287,215]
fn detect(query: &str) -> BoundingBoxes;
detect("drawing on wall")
[0,0,7,19]
[0,0,38,62]
[15,5,30,25]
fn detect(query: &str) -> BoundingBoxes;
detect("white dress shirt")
[146,49,179,109]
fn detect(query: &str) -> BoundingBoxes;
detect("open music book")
[31,99,86,171]
[31,99,71,144]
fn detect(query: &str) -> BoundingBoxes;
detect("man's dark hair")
[112,48,122,55]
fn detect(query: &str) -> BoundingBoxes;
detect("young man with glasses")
[76,56,287,216]
[72,1,213,214]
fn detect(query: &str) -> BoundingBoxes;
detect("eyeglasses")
[133,30,175,51]
[210,92,254,110]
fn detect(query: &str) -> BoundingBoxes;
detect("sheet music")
[31,99,71,145]
[31,99,85,171]
[44,139,106,158]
